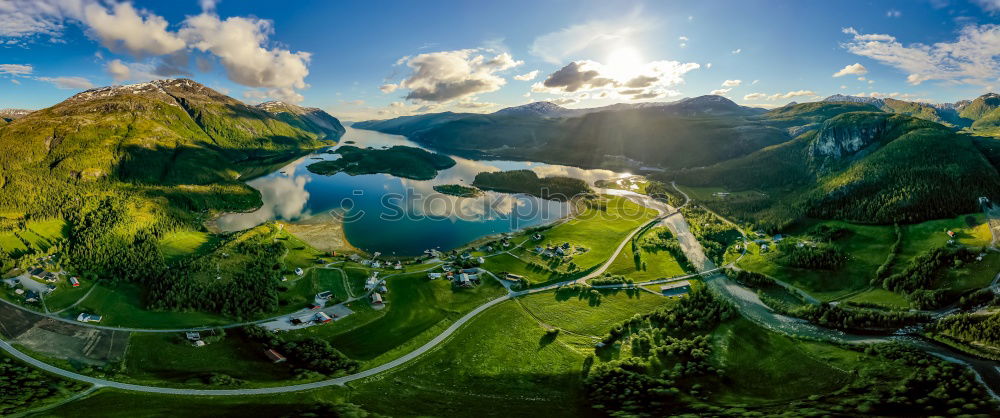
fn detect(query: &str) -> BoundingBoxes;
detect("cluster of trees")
[590,273,633,286]
[0,356,88,415]
[680,206,740,264]
[874,224,903,281]
[881,246,978,309]
[307,145,455,180]
[930,312,1000,347]
[243,326,359,377]
[775,241,845,270]
[644,181,684,207]
[851,343,998,415]
[472,170,592,201]
[584,288,735,415]
[789,303,929,332]
[148,233,284,320]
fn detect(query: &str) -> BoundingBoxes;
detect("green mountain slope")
[671,110,1000,227]
[960,93,1000,128]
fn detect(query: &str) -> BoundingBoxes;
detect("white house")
[76,313,102,323]
[294,268,304,276]
[428,272,442,279]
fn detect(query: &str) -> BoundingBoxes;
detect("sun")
[604,46,644,80]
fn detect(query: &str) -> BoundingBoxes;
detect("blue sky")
[2,0,1000,119]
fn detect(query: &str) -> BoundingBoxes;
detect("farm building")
[660,281,692,297]
[265,349,287,364]
[185,332,201,341]
[427,272,442,279]
[294,268,304,276]
[70,277,80,287]
[315,312,333,324]
[370,293,383,305]
[76,313,103,323]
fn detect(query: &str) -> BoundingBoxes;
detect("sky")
[2,0,1000,120]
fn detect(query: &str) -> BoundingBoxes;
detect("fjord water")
[215,125,624,255]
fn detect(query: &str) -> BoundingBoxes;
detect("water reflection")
[215,125,625,255]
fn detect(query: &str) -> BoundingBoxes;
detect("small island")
[433,184,483,198]
[307,145,456,180]
[472,169,592,201]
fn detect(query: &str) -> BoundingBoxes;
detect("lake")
[214,125,627,256]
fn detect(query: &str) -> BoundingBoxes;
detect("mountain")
[823,94,885,107]
[0,108,32,122]
[492,101,573,118]
[255,101,346,138]
[670,107,1000,228]
[357,96,785,169]
[0,78,344,209]
[822,94,978,127]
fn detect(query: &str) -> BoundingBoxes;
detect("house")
[535,246,544,254]
[947,230,956,238]
[349,254,362,262]
[28,268,43,278]
[760,244,770,252]
[193,340,206,347]
[773,234,784,242]
[370,293,383,305]
[477,257,486,264]
[294,268,304,276]
[458,273,472,287]
[428,272,443,280]
[42,272,57,283]
[660,281,692,297]
[315,312,333,324]
[316,291,333,301]
[533,233,543,241]
[371,261,382,269]
[76,313,102,323]
[505,273,525,280]
[378,285,388,293]
[24,291,40,303]
[265,349,287,364]
[186,332,202,341]
[70,277,80,287]
[365,273,380,291]
[462,268,478,274]
[561,242,571,249]
[394,262,403,270]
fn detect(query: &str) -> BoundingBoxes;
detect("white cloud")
[82,2,185,57]
[721,79,741,87]
[104,59,162,83]
[840,84,847,89]
[379,83,398,93]
[886,9,902,18]
[743,90,816,101]
[0,0,85,40]
[833,63,868,77]
[180,13,312,103]
[37,76,93,89]
[11,78,20,85]
[390,49,522,103]
[0,63,32,76]
[973,0,1000,13]
[532,58,698,101]
[529,13,655,63]
[731,48,742,54]
[514,70,539,81]
[842,25,1000,85]
[710,88,730,95]
[751,79,759,85]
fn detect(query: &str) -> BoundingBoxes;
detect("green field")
[276,229,327,272]
[517,289,668,336]
[706,319,854,405]
[737,220,896,301]
[158,229,217,262]
[346,300,594,417]
[295,272,506,363]
[278,268,348,309]
[510,195,659,276]
[124,332,296,384]
[35,388,349,418]
[604,241,687,282]
[0,231,27,254]
[844,288,911,309]
[894,213,991,274]
[42,276,97,312]
[480,252,560,284]
[67,283,231,329]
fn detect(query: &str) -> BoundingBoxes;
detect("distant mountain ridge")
[0,78,345,188]
[0,108,32,121]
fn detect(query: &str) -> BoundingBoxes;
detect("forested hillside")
[0,79,343,316]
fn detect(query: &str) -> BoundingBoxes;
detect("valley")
[2,80,1000,417]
